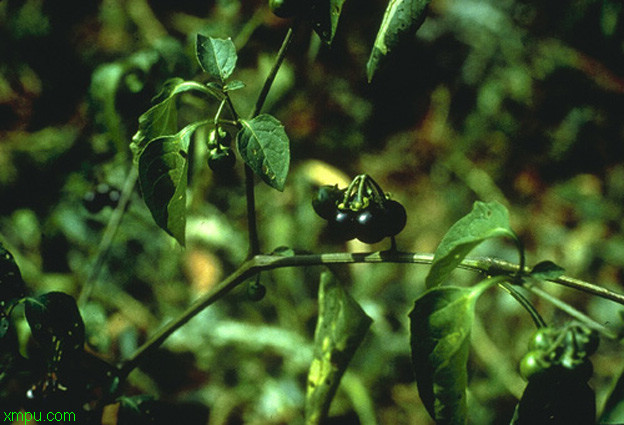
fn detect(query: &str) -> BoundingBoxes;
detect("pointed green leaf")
[196,35,238,83]
[25,292,85,355]
[131,78,220,158]
[137,123,202,246]
[409,280,494,425]
[530,261,565,280]
[305,271,372,425]
[367,0,431,82]
[237,114,290,191]
[311,0,349,45]
[426,201,521,289]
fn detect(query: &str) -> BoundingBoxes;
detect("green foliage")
[530,261,566,280]
[305,271,372,425]
[311,0,350,45]
[426,201,521,288]
[510,369,595,425]
[137,123,206,246]
[0,241,25,339]
[25,292,85,356]
[196,35,238,84]
[131,79,219,158]
[237,114,291,191]
[367,0,431,82]
[409,278,497,425]
[600,366,624,424]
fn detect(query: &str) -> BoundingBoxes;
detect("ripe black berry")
[312,185,343,220]
[382,200,407,237]
[329,209,357,241]
[355,206,386,244]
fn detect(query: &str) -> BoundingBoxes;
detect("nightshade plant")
[2,1,624,424]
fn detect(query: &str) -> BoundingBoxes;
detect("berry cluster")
[312,175,407,244]
[206,127,235,174]
[82,184,121,214]
[519,324,599,382]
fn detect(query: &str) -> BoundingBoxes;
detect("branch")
[118,250,624,380]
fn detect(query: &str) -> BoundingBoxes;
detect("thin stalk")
[242,24,297,258]
[78,166,137,308]
[499,281,546,328]
[524,283,619,339]
[119,250,624,379]
[249,25,296,119]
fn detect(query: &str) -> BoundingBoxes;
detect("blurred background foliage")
[1,0,624,423]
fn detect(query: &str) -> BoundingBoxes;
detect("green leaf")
[224,79,246,92]
[0,241,26,311]
[25,292,85,355]
[530,261,565,280]
[408,279,494,425]
[599,362,624,424]
[305,271,372,425]
[138,123,202,246]
[311,0,349,45]
[510,369,595,425]
[131,78,219,158]
[426,201,521,289]
[196,34,238,83]
[366,0,432,82]
[237,114,290,191]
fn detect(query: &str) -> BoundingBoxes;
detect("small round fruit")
[83,184,121,213]
[312,185,343,220]
[269,0,302,18]
[356,206,386,244]
[529,327,556,352]
[329,209,357,241]
[519,351,550,381]
[208,148,236,173]
[247,283,267,301]
[382,200,407,237]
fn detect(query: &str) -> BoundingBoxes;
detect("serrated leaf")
[137,123,202,246]
[0,241,26,311]
[25,292,85,355]
[409,280,494,425]
[367,0,431,82]
[305,271,372,425]
[311,0,349,45]
[196,35,237,83]
[237,114,290,191]
[426,201,521,289]
[530,260,565,280]
[131,78,219,158]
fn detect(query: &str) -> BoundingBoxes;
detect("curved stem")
[499,281,546,328]
[119,250,624,379]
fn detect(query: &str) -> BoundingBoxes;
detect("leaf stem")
[249,25,296,119]
[498,281,546,328]
[242,24,296,258]
[119,250,624,379]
